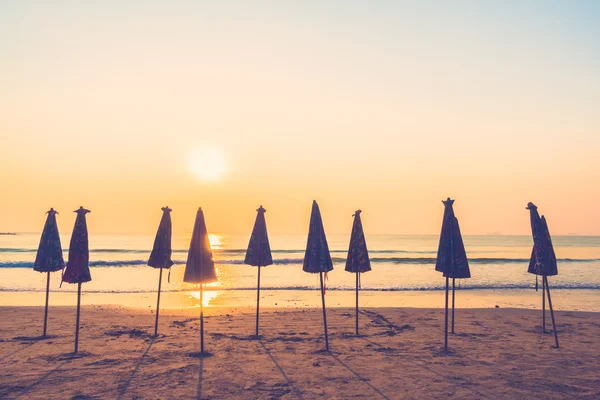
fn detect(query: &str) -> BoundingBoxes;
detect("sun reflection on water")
[175,234,227,308]
[189,289,220,307]
[209,234,222,249]
[185,265,222,307]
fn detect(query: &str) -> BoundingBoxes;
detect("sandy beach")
[1,305,599,399]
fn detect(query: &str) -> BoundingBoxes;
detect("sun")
[188,148,227,181]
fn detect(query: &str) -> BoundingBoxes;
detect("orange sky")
[1,2,599,236]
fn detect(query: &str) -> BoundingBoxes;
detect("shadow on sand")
[13,360,70,399]
[329,352,391,400]
[0,342,37,363]
[116,338,155,400]
[258,339,304,399]
[358,311,492,400]
[0,335,60,363]
[196,355,204,400]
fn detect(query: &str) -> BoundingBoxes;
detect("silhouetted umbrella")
[345,210,371,336]
[435,198,470,351]
[527,202,559,348]
[34,208,65,337]
[303,200,333,351]
[184,207,217,355]
[148,206,174,337]
[244,205,273,337]
[62,206,91,354]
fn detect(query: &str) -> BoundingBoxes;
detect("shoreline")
[2,288,600,312]
[1,306,599,399]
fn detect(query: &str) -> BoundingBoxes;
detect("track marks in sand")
[104,327,152,340]
[186,325,298,399]
[357,310,493,400]
[361,310,415,337]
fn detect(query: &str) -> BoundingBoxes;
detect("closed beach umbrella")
[34,208,65,337]
[62,206,92,354]
[526,202,559,348]
[184,207,217,355]
[244,205,273,337]
[303,200,334,351]
[345,210,371,336]
[435,198,470,351]
[148,206,174,337]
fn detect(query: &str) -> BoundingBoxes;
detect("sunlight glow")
[185,266,221,307]
[208,234,222,249]
[189,289,220,307]
[188,148,227,181]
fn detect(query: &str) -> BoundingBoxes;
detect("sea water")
[1,233,599,311]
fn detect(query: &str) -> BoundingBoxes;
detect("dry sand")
[1,305,599,399]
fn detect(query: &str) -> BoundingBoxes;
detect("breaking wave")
[1,284,600,293]
[1,257,599,268]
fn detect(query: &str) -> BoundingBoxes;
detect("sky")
[1,1,599,236]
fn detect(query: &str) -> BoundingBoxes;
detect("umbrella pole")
[154,268,163,337]
[320,272,329,352]
[74,282,82,354]
[200,284,205,354]
[451,277,456,334]
[544,276,560,348]
[43,271,50,337]
[542,275,546,333]
[536,275,538,292]
[256,265,261,337]
[444,276,449,351]
[355,272,359,336]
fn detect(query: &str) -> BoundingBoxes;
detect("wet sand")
[2,288,600,312]
[1,306,599,399]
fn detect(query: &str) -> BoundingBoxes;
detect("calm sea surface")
[1,233,599,310]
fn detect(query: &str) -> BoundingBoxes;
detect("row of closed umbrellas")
[32,200,560,355]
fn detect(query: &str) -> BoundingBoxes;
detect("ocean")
[1,233,599,311]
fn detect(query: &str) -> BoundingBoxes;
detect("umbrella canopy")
[527,202,558,276]
[303,200,333,274]
[148,206,175,269]
[435,198,470,279]
[62,207,92,284]
[345,210,371,273]
[184,208,217,284]
[244,205,273,267]
[34,208,65,273]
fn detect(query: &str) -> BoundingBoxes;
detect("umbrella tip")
[74,206,90,214]
[47,207,58,215]
[257,205,266,213]
[442,197,454,206]
[162,206,172,212]
[353,209,362,216]
[526,202,537,210]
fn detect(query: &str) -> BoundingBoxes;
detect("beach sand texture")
[1,306,599,399]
